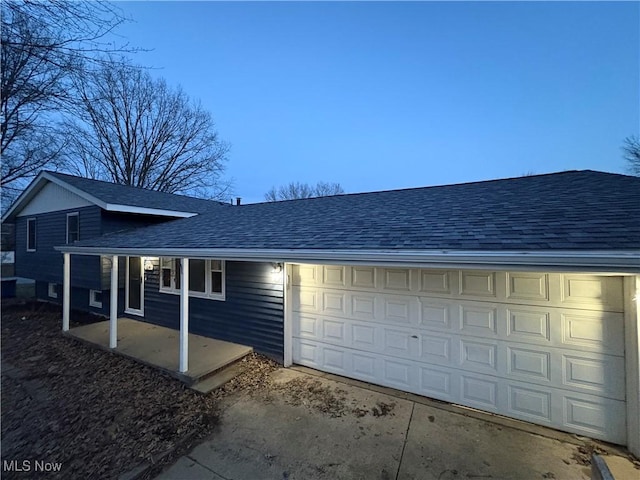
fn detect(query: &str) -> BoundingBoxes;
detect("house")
[1,170,226,312]
[6,169,640,456]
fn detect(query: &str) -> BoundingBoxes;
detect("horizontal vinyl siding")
[15,206,102,289]
[100,213,177,290]
[100,256,127,290]
[143,260,284,361]
[35,281,126,317]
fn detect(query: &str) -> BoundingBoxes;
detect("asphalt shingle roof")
[68,170,640,252]
[47,171,226,215]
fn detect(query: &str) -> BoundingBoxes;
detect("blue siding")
[142,260,284,361]
[35,281,126,317]
[15,207,177,307]
[15,206,102,289]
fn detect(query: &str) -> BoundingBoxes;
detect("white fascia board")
[3,172,107,222]
[52,247,640,273]
[2,172,72,221]
[41,172,108,209]
[104,204,197,218]
[1,171,200,221]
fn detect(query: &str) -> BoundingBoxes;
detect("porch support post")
[179,258,189,373]
[109,255,119,349]
[62,253,70,331]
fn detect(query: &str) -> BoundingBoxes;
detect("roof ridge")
[254,169,632,206]
[45,170,224,204]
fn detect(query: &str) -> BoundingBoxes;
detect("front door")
[125,256,144,316]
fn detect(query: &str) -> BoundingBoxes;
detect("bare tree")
[622,136,640,177]
[265,181,345,201]
[1,0,134,205]
[66,61,230,199]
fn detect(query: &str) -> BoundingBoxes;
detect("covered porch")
[61,253,227,376]
[67,317,253,385]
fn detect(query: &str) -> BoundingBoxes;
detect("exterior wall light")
[143,258,155,271]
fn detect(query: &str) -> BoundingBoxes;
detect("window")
[189,259,206,293]
[67,212,79,244]
[48,283,58,298]
[27,218,36,251]
[159,258,225,300]
[161,258,179,289]
[210,260,223,294]
[89,290,103,308]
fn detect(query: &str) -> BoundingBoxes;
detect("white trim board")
[3,171,200,222]
[53,247,640,274]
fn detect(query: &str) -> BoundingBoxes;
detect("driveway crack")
[395,401,415,480]
[186,454,231,480]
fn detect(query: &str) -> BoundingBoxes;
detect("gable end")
[17,181,94,217]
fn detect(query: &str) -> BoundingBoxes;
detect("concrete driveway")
[155,368,604,480]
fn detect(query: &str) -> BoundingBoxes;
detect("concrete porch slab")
[67,318,252,385]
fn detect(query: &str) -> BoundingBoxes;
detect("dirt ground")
[0,302,278,479]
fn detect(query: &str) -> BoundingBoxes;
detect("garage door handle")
[411,335,418,339]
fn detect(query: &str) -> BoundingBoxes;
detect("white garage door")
[292,265,627,444]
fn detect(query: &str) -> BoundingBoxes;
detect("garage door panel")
[506,272,550,302]
[352,295,376,320]
[462,375,499,410]
[561,311,624,354]
[351,266,377,289]
[383,358,416,389]
[419,270,453,294]
[292,288,319,312]
[507,346,551,382]
[294,340,320,366]
[293,264,319,286]
[381,268,413,292]
[459,270,497,297]
[420,334,452,364]
[508,385,552,422]
[560,275,624,312]
[352,352,378,381]
[459,304,499,335]
[418,299,453,329]
[420,365,455,399]
[291,266,627,444]
[292,266,624,312]
[460,339,499,373]
[563,396,626,443]
[293,314,318,338]
[294,283,625,356]
[561,353,626,400]
[352,323,376,349]
[295,318,625,399]
[507,308,551,343]
[384,328,419,357]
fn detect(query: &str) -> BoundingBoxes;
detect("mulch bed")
[1,301,279,479]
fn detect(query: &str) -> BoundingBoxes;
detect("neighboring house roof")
[58,171,640,271]
[2,171,227,222]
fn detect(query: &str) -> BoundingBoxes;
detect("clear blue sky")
[115,1,639,203]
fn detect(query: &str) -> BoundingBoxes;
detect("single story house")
[7,169,640,455]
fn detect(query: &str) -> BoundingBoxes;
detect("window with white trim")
[27,218,36,251]
[89,290,103,308]
[159,258,225,300]
[48,282,58,298]
[66,212,79,244]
